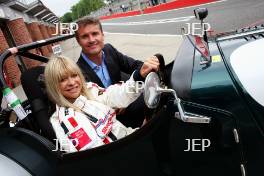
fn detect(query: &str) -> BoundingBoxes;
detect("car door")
[152,99,243,176]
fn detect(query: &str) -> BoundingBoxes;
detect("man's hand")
[140,56,160,78]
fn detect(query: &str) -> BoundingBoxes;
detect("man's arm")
[91,56,159,108]
[105,44,143,74]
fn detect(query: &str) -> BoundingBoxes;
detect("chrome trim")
[217,29,264,41]
[175,111,211,123]
[155,87,211,124]
[240,164,246,176]
[233,128,239,143]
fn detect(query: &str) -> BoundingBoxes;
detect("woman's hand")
[8,47,18,55]
[140,56,160,78]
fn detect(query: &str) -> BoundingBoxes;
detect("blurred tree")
[71,5,79,20]
[61,0,105,22]
[77,2,86,17]
[61,12,73,23]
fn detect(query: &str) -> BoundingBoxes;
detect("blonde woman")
[45,56,159,153]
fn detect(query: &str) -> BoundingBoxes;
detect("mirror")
[144,72,211,123]
[193,8,209,43]
[144,72,161,109]
[194,8,208,21]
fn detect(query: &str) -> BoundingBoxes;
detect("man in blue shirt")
[81,52,112,88]
[76,17,155,128]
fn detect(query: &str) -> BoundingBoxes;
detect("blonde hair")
[44,56,93,110]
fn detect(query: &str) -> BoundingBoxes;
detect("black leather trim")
[170,37,194,100]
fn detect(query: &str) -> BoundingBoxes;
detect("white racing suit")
[50,74,143,153]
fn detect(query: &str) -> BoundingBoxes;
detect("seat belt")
[83,111,117,142]
[60,108,117,144]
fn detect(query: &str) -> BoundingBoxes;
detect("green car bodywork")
[170,28,264,175]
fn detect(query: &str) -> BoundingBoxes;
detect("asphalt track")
[102,0,264,35]
[100,0,216,20]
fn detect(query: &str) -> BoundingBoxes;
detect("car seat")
[20,66,56,141]
[19,65,176,176]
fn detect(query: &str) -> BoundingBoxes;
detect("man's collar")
[81,51,105,70]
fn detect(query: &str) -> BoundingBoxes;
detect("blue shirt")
[81,52,112,88]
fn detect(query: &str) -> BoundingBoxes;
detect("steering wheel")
[154,53,166,83]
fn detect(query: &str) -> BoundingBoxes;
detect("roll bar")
[0,34,75,89]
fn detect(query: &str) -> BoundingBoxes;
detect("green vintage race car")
[0,8,263,176]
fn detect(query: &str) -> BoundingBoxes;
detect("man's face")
[77,24,104,57]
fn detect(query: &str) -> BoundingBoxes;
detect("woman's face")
[59,73,82,102]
